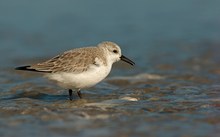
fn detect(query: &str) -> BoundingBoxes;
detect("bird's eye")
[113,50,118,53]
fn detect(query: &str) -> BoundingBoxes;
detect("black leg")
[69,89,73,101]
[77,89,82,99]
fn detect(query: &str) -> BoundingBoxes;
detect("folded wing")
[16,48,97,73]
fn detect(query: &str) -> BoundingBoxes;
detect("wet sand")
[1,1,220,137]
[1,43,220,137]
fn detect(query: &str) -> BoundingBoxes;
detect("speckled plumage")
[15,41,135,100]
[27,41,123,73]
[30,47,106,73]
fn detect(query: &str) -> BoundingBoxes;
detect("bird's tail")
[15,65,51,73]
[15,65,38,72]
[15,65,30,70]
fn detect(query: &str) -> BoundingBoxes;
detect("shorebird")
[15,41,135,100]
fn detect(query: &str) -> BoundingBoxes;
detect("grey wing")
[30,50,95,73]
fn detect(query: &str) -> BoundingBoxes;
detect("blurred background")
[0,0,220,137]
[1,0,220,70]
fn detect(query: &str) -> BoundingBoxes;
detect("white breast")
[44,61,112,89]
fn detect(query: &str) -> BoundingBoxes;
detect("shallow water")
[1,0,220,137]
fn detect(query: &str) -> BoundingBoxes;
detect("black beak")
[120,55,135,66]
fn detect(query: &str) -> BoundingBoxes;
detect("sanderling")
[15,41,135,100]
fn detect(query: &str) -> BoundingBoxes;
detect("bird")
[15,41,135,100]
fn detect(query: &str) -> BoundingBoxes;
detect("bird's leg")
[77,89,82,99]
[69,89,73,101]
